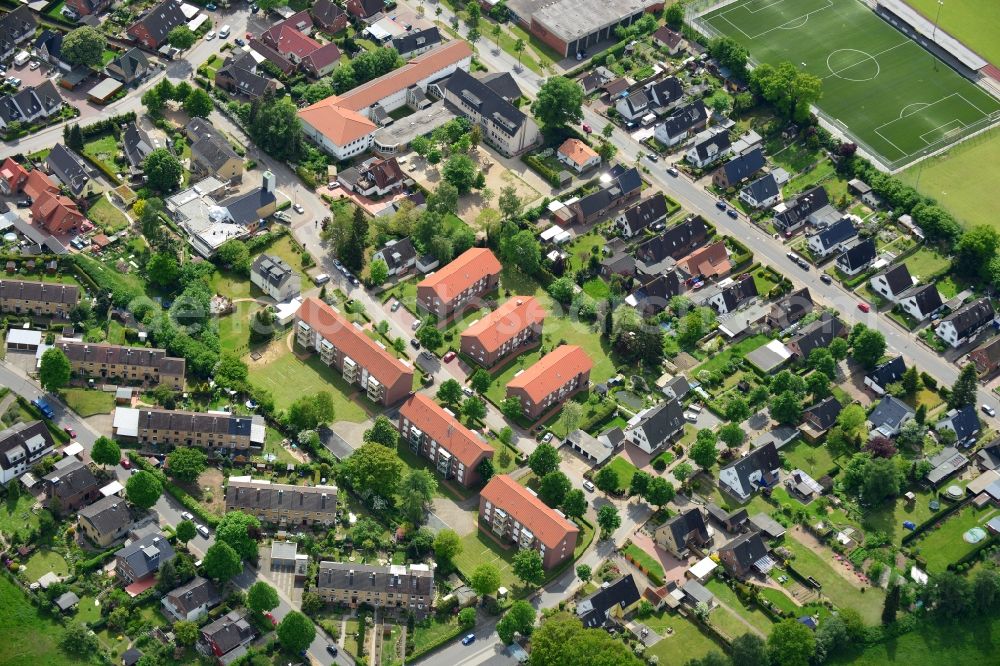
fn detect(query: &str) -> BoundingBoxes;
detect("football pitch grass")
[699,0,1000,170]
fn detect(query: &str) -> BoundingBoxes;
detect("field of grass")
[904,247,951,281]
[0,494,41,540]
[915,504,1000,573]
[906,0,1000,68]
[700,0,1000,169]
[453,528,522,592]
[705,578,775,636]
[582,277,610,299]
[86,197,129,234]
[692,334,769,378]
[218,300,262,355]
[623,542,665,583]
[832,614,1000,665]
[644,609,727,664]
[781,440,840,478]
[81,134,121,177]
[248,343,370,421]
[784,535,884,623]
[61,388,114,417]
[604,456,639,494]
[73,596,102,625]
[0,575,95,666]
[900,130,1000,231]
[22,549,69,582]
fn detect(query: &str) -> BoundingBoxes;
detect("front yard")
[61,388,115,417]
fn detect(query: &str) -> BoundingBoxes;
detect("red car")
[857,302,871,313]
[264,612,277,626]
[443,351,457,363]
[582,123,592,134]
[63,426,76,438]
[120,458,131,469]
[246,32,253,40]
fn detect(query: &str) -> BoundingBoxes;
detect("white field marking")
[709,0,833,40]
[822,40,911,80]
[873,128,909,160]
[899,102,930,118]
[920,119,966,145]
[873,92,991,159]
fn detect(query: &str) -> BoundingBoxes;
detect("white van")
[13,51,30,67]
[313,273,330,285]
[219,24,231,38]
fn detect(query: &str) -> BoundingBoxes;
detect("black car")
[820,274,833,284]
[326,645,339,656]
[16,199,31,208]
[726,209,738,219]
[410,338,420,349]
[235,38,246,46]
[715,201,727,210]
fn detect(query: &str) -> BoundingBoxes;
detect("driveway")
[630,532,688,586]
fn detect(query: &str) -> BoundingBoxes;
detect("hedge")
[901,496,969,545]
[522,153,562,187]
[80,112,137,139]
[78,549,117,573]
[127,452,220,527]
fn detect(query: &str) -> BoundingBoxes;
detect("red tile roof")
[677,240,730,277]
[481,474,579,549]
[460,296,545,354]
[271,25,321,57]
[0,158,28,193]
[557,138,598,167]
[418,247,501,303]
[399,393,492,468]
[296,296,413,387]
[23,169,58,201]
[507,345,592,403]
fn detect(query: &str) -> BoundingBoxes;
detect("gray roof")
[748,512,786,538]
[814,217,857,250]
[804,396,842,431]
[122,121,154,170]
[658,100,707,140]
[526,0,651,42]
[692,129,731,161]
[720,147,764,184]
[129,0,188,47]
[719,531,769,572]
[681,579,715,605]
[46,144,93,196]
[390,26,442,57]
[55,591,79,610]
[34,30,63,61]
[941,298,994,338]
[316,561,433,597]
[837,238,876,272]
[115,532,175,579]
[742,172,778,203]
[620,193,668,235]
[627,272,681,316]
[0,7,36,53]
[0,420,54,472]
[221,186,277,226]
[106,48,150,83]
[190,124,240,174]
[721,442,780,493]
[165,576,221,616]
[138,408,256,438]
[977,439,1000,470]
[647,76,683,107]
[576,574,640,628]
[868,395,915,432]
[866,356,905,391]
[444,69,528,138]
[251,254,295,290]
[636,215,708,264]
[769,287,812,329]
[926,446,969,485]
[226,480,338,516]
[375,237,416,272]
[937,405,980,443]
[877,263,912,295]
[0,80,63,126]
[663,508,709,550]
[789,312,846,358]
[630,399,684,447]
[774,185,828,230]
[78,495,131,537]
[565,429,614,465]
[899,283,942,316]
[574,167,641,219]
[705,503,747,529]
[718,275,758,311]
[43,460,99,502]
[479,72,523,102]
[201,610,255,655]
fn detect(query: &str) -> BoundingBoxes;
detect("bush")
[652,457,667,472]
[80,112,137,139]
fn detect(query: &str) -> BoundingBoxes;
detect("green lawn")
[759,587,801,615]
[61,388,114,417]
[218,300,261,355]
[0,576,97,666]
[248,344,370,421]
[210,269,255,300]
[623,542,664,583]
[781,440,840,478]
[106,320,126,344]
[645,610,727,664]
[905,0,1000,69]
[831,614,1000,665]
[81,134,121,177]
[900,129,1000,232]
[453,529,523,592]
[701,0,1000,169]
[581,277,610,299]
[604,456,639,494]
[704,579,776,636]
[255,428,300,466]
[22,549,69,582]
[692,334,770,378]
[783,536,884,623]
[410,615,463,658]
[904,248,951,281]
[565,233,606,273]
[0,493,42,541]
[86,197,129,234]
[914,504,1000,574]
[73,596,102,626]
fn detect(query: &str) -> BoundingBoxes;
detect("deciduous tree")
[144,149,183,193]
[497,600,536,643]
[166,447,207,482]
[512,548,545,587]
[277,611,316,654]
[528,443,560,477]
[538,471,571,507]
[91,436,120,468]
[532,77,584,129]
[39,347,71,392]
[247,581,280,614]
[202,541,242,582]
[597,504,620,537]
[470,563,502,597]
[62,27,106,67]
[126,470,162,509]
[215,511,262,561]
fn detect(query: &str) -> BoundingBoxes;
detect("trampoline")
[964,527,988,544]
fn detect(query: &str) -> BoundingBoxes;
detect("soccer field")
[699,0,1000,170]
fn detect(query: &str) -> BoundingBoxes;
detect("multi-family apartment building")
[0,279,79,318]
[113,408,266,452]
[315,562,434,615]
[224,478,338,526]
[295,297,414,405]
[459,296,545,367]
[506,345,593,421]
[250,254,301,302]
[398,394,494,489]
[479,474,579,569]
[416,248,502,319]
[55,340,185,390]
[0,421,55,485]
[440,69,540,157]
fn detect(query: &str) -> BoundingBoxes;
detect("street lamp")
[932,0,944,43]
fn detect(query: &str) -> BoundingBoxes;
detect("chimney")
[263,170,276,194]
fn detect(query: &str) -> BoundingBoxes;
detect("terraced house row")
[112,407,266,451]
[225,477,338,526]
[0,278,79,318]
[315,561,434,615]
[295,296,414,405]
[55,340,186,390]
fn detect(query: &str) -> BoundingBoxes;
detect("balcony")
[366,376,384,402]
[342,357,360,384]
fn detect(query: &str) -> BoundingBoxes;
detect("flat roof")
[88,78,124,99]
[113,407,140,438]
[6,328,42,346]
[746,339,792,372]
[372,101,456,150]
[530,0,651,42]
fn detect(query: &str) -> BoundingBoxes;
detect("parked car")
[180,511,193,521]
[63,426,75,438]
[204,30,215,40]
[667,167,679,177]
[196,525,210,538]
[411,320,422,330]
[121,458,131,469]
[726,208,738,219]
[326,645,339,656]
[462,386,474,397]
[391,301,401,312]
[982,404,997,417]
[313,273,330,285]
[645,153,659,162]
[234,38,245,47]
[715,200,727,210]
[581,123,592,133]
[443,351,457,363]
[327,181,339,190]
[583,480,596,492]
[205,2,217,9]
[350,276,360,287]
[410,338,420,349]
[265,612,277,626]
[541,433,553,443]
[462,634,476,646]
[293,203,305,214]
[820,274,833,285]
[28,60,39,70]
[857,302,871,313]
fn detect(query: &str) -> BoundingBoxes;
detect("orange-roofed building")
[295,297,414,405]
[677,240,730,279]
[556,138,601,173]
[460,296,545,368]
[22,169,58,202]
[398,393,493,488]
[298,41,472,160]
[0,157,29,195]
[506,344,593,420]
[31,190,85,235]
[479,474,579,569]
[417,247,501,318]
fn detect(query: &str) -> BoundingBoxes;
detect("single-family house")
[187,118,243,183]
[0,81,64,133]
[391,26,442,58]
[895,283,942,323]
[651,26,684,54]
[807,218,857,258]
[121,122,154,178]
[576,574,640,629]
[719,442,780,502]
[864,356,905,395]
[250,254,301,302]
[0,8,36,61]
[707,275,758,314]
[936,298,994,348]
[869,263,912,303]
[970,336,1000,377]
[0,421,56,486]
[45,144,98,197]
[718,531,770,579]
[311,0,348,33]
[557,138,601,173]
[646,76,684,108]
[199,611,257,663]
[836,238,876,276]
[766,287,812,330]
[685,127,732,168]
[868,395,915,438]
[801,396,842,436]
[566,166,642,225]
[739,172,780,210]
[215,51,280,100]
[115,532,175,584]
[33,30,65,69]
[162,576,221,622]
[977,439,1000,471]
[925,446,970,487]
[614,193,669,238]
[712,147,765,189]
[785,312,847,359]
[616,90,649,121]
[654,508,710,558]
[127,0,187,50]
[372,237,417,277]
[635,215,708,275]
[676,241,730,279]
[347,0,385,19]
[338,156,405,196]
[772,185,829,234]
[654,100,708,147]
[936,405,981,448]
[77,495,132,547]
[42,460,100,514]
[625,272,681,316]
[849,178,883,208]
[105,48,151,86]
[624,399,685,454]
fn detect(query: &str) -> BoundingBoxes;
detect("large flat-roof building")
[398,394,494,488]
[507,0,662,58]
[55,340,185,390]
[295,297,414,405]
[225,478,338,526]
[479,474,579,569]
